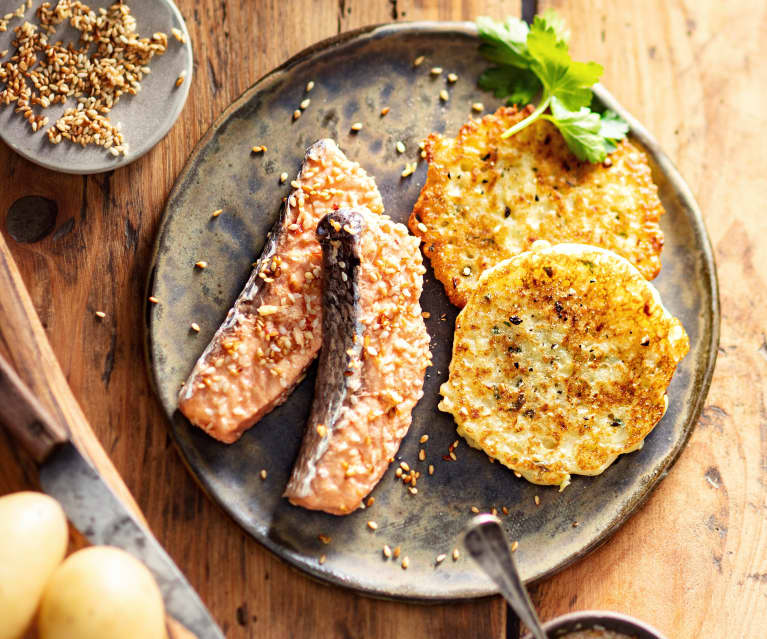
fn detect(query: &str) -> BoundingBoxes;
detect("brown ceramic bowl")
[523,611,668,639]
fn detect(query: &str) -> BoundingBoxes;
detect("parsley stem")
[500,94,551,139]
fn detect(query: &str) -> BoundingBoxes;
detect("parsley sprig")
[476,11,628,163]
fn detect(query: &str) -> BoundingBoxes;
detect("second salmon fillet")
[178,139,384,443]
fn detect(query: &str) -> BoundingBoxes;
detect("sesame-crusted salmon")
[284,209,431,515]
[178,140,384,443]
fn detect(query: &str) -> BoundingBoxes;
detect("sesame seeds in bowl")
[0,0,193,174]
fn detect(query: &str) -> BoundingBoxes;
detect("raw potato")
[0,491,68,639]
[38,546,166,639]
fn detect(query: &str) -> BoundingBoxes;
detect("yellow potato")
[0,491,68,639]
[38,546,166,639]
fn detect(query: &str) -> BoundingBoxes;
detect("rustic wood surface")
[0,1,765,638]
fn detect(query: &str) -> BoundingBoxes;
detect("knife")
[0,352,225,639]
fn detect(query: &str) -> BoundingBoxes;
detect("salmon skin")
[178,140,383,443]
[284,208,431,515]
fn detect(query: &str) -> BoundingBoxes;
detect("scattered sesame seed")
[319,554,326,564]
[305,80,314,92]
[318,534,331,544]
[366,496,375,507]
[428,464,434,475]
[383,544,392,558]
[350,122,363,132]
[367,520,378,530]
[511,541,519,552]
[400,461,410,472]
[472,102,485,112]
[175,71,186,87]
[430,66,442,75]
[316,424,327,437]
[417,222,428,233]
[259,469,267,480]
[190,322,200,332]
[491,507,498,516]
[470,506,480,514]
[408,486,418,495]
[502,506,509,515]
[413,55,424,67]
[95,310,106,319]
[279,172,288,183]
[419,434,429,444]
[452,548,460,561]
[447,72,458,83]
[534,495,540,506]
[393,546,401,558]
[395,467,403,478]
[251,145,266,153]
[439,89,449,102]
[380,106,390,116]
[401,162,417,178]
[401,556,409,569]
[572,521,579,528]
[420,150,427,159]
[148,296,159,304]
[514,471,522,478]
[435,553,446,564]
[290,180,300,189]
[195,260,208,269]
[449,451,457,461]
[395,140,406,154]
[300,98,310,109]
[171,27,186,44]
[418,449,426,461]
[293,109,301,120]
[211,208,223,218]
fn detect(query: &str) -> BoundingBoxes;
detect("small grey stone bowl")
[523,610,669,639]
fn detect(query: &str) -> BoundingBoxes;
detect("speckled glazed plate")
[145,23,719,600]
[0,0,192,174]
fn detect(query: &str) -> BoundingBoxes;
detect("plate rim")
[144,20,720,602]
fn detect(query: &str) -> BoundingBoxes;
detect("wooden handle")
[0,352,68,462]
[0,233,200,639]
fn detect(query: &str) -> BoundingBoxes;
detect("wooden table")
[1,1,765,637]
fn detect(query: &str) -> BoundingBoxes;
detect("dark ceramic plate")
[145,22,719,600]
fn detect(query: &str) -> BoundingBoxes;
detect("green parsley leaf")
[476,16,531,69]
[598,109,630,152]
[543,97,607,163]
[535,8,570,44]
[478,66,541,106]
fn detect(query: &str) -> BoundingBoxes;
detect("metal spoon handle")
[463,514,548,639]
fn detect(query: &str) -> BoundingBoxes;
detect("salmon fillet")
[284,208,431,515]
[178,140,384,443]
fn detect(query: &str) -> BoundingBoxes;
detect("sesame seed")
[148,296,159,304]
[279,172,288,183]
[400,461,410,472]
[401,556,409,569]
[190,322,200,332]
[305,80,314,92]
[392,546,401,558]
[418,449,426,461]
[428,464,434,475]
[175,72,185,87]
[408,486,418,495]
[417,222,428,233]
[300,98,310,109]
[195,261,208,269]
[502,506,509,515]
[318,534,331,544]
[572,521,579,527]
[95,310,106,319]
[293,109,301,120]
[439,89,449,102]
[419,434,429,444]
[534,495,540,506]
[367,521,378,530]
[395,468,403,478]
[452,548,460,561]
[413,55,424,67]
[316,424,327,437]
[430,66,442,75]
[171,27,186,43]
[366,496,375,507]
[470,506,479,514]
[472,102,485,112]
[383,545,392,558]
[350,122,363,132]
[211,208,223,217]
[435,553,446,564]
[449,451,457,461]
[290,180,300,189]
[260,469,267,480]
[401,162,417,178]
[447,72,458,83]
[511,541,519,552]
[251,145,266,153]
[319,554,326,564]
[395,141,406,154]
[380,106,390,116]
[514,471,522,478]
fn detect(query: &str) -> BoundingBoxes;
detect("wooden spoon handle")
[0,233,199,639]
[0,352,68,463]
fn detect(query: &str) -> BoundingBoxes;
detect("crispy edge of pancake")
[409,106,665,308]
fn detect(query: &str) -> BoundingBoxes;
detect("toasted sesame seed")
[251,145,266,153]
[428,464,434,475]
[472,102,485,112]
[514,471,522,478]
[401,162,417,178]
[419,434,429,444]
[401,556,409,569]
[190,322,200,332]
[319,554,326,564]
[422,311,431,318]
[392,546,401,558]
[279,172,288,183]
[449,451,457,461]
[418,449,426,461]
[211,208,223,217]
[95,310,106,319]
[470,506,479,514]
[430,66,442,75]
[417,222,428,233]
[534,495,540,506]
[447,72,458,83]
[502,506,510,515]
[511,541,519,552]
[400,461,410,472]
[300,98,310,109]
[367,520,378,530]
[366,496,375,507]
[439,89,449,102]
[452,548,460,561]
[175,72,185,87]
[318,534,331,544]
[148,296,159,304]
[380,106,390,116]
[171,27,186,43]
[305,80,315,92]
[395,467,403,478]
[316,424,327,437]
[293,109,301,120]
[413,55,424,67]
[383,544,392,558]
[350,122,363,132]
[195,260,208,269]
[435,553,446,564]
[408,486,418,495]
[395,140,406,154]
[572,521,580,527]
[259,469,267,480]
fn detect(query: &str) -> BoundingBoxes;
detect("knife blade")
[0,352,225,639]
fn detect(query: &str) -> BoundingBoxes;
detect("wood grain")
[0,1,764,638]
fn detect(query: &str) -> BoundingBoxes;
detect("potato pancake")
[409,106,665,307]
[438,241,689,489]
